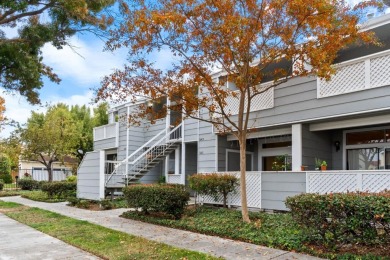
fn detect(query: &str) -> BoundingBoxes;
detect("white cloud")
[0,91,95,138]
[42,36,126,86]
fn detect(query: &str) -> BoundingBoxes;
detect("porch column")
[175,147,180,175]
[291,124,302,171]
[165,156,169,181]
[181,142,186,185]
[99,150,105,200]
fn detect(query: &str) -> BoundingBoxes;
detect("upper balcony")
[93,122,119,149]
[317,49,390,98]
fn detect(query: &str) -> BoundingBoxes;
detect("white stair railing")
[105,123,182,186]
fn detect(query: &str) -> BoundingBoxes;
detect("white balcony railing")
[93,122,119,144]
[317,49,390,98]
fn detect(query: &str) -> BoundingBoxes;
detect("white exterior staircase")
[104,123,182,190]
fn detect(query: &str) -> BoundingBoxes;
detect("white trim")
[175,147,180,175]
[360,13,390,31]
[225,149,254,171]
[291,124,302,171]
[215,134,218,171]
[257,137,292,171]
[181,120,186,184]
[310,114,390,131]
[126,106,129,175]
[227,127,291,141]
[99,151,105,200]
[330,49,390,69]
[343,125,390,170]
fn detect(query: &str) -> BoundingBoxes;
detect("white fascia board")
[227,127,292,141]
[310,114,390,131]
[360,12,390,31]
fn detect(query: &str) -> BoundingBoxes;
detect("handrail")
[119,127,167,164]
[130,123,182,164]
[104,123,182,186]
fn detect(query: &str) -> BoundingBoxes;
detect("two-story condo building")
[77,13,390,210]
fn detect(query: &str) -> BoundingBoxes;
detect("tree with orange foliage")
[97,0,379,222]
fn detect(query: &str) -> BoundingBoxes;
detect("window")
[226,150,253,171]
[345,127,390,170]
[263,155,292,171]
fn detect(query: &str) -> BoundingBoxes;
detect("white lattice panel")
[307,173,358,194]
[318,61,365,98]
[222,87,274,116]
[167,174,182,184]
[370,54,390,88]
[198,172,262,208]
[362,173,390,192]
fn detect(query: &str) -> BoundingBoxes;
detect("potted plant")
[320,161,327,171]
[314,158,322,170]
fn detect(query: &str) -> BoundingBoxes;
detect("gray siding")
[94,137,116,151]
[331,130,343,170]
[302,125,332,170]
[261,172,306,211]
[184,118,198,142]
[117,107,131,161]
[143,118,166,141]
[139,161,164,184]
[227,76,390,129]
[198,119,217,172]
[77,151,101,200]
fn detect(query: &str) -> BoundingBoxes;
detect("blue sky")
[1,0,388,138]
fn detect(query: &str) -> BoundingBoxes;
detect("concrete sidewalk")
[1,196,322,260]
[0,214,100,260]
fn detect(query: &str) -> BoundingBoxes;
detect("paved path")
[0,213,100,260]
[1,196,322,260]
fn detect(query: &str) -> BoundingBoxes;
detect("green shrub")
[18,178,39,190]
[0,179,3,191]
[77,200,91,209]
[37,181,49,189]
[67,197,81,206]
[66,175,77,182]
[285,191,390,247]
[123,184,190,219]
[0,153,11,175]
[0,173,12,184]
[41,181,77,198]
[189,173,239,207]
[100,199,114,210]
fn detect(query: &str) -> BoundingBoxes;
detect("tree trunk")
[239,137,250,223]
[47,163,53,182]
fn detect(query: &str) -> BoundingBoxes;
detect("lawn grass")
[0,201,218,260]
[21,190,66,203]
[121,206,390,260]
[0,190,31,197]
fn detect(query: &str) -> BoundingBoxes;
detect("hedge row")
[286,191,390,247]
[18,178,40,190]
[189,173,239,208]
[0,173,12,184]
[0,179,3,191]
[123,184,190,219]
[41,181,77,198]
